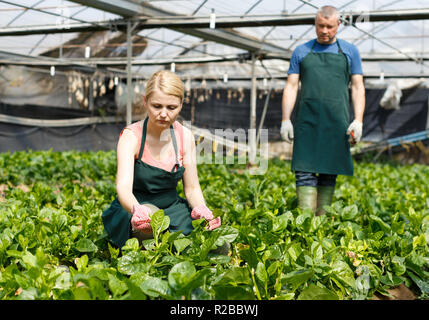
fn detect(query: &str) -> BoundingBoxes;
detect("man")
[280,5,365,215]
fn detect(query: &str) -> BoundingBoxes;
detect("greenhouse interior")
[0,0,428,303]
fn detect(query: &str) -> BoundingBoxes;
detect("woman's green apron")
[291,39,354,176]
[102,118,194,248]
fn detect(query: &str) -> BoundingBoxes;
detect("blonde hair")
[145,70,184,103]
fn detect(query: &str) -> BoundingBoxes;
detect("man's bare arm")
[350,74,365,123]
[282,74,300,121]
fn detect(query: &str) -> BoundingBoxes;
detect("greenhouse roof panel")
[0,0,429,78]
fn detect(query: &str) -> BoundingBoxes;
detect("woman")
[102,70,221,248]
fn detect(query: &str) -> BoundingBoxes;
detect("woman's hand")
[191,204,213,220]
[207,216,221,231]
[191,204,221,230]
[131,204,153,234]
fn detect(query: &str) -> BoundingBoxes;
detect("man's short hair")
[316,5,339,20]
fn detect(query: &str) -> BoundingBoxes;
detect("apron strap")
[138,117,181,172]
[310,39,317,52]
[336,39,343,53]
[336,39,350,76]
[169,124,181,172]
[138,117,148,161]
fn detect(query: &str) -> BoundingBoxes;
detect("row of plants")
[0,150,428,299]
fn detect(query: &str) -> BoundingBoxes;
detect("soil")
[372,284,417,300]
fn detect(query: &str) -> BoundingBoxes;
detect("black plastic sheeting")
[0,103,125,153]
[180,87,428,142]
[0,102,92,120]
[362,87,428,141]
[0,87,428,153]
[0,122,124,153]
[181,88,283,141]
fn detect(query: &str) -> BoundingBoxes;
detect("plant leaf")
[297,284,339,300]
[284,269,314,292]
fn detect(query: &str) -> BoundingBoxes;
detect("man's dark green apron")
[102,118,194,248]
[291,39,353,176]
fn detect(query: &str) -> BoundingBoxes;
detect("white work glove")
[347,120,363,145]
[280,120,294,143]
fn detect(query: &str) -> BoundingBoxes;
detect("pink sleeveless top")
[121,120,184,171]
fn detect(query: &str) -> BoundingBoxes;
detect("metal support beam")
[89,79,94,111]
[70,0,144,17]
[133,8,429,29]
[126,20,136,126]
[6,8,429,37]
[68,0,286,54]
[5,51,429,70]
[249,53,257,165]
[0,53,254,68]
[0,21,120,36]
[257,85,272,146]
[0,49,129,76]
[1,0,111,31]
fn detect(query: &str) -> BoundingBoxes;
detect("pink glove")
[131,204,152,234]
[207,217,221,230]
[191,205,214,221]
[191,205,221,230]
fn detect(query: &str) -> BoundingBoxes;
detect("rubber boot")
[316,186,335,216]
[296,186,317,213]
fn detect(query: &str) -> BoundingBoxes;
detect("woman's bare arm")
[116,129,140,213]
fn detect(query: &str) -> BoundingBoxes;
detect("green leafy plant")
[0,151,428,300]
